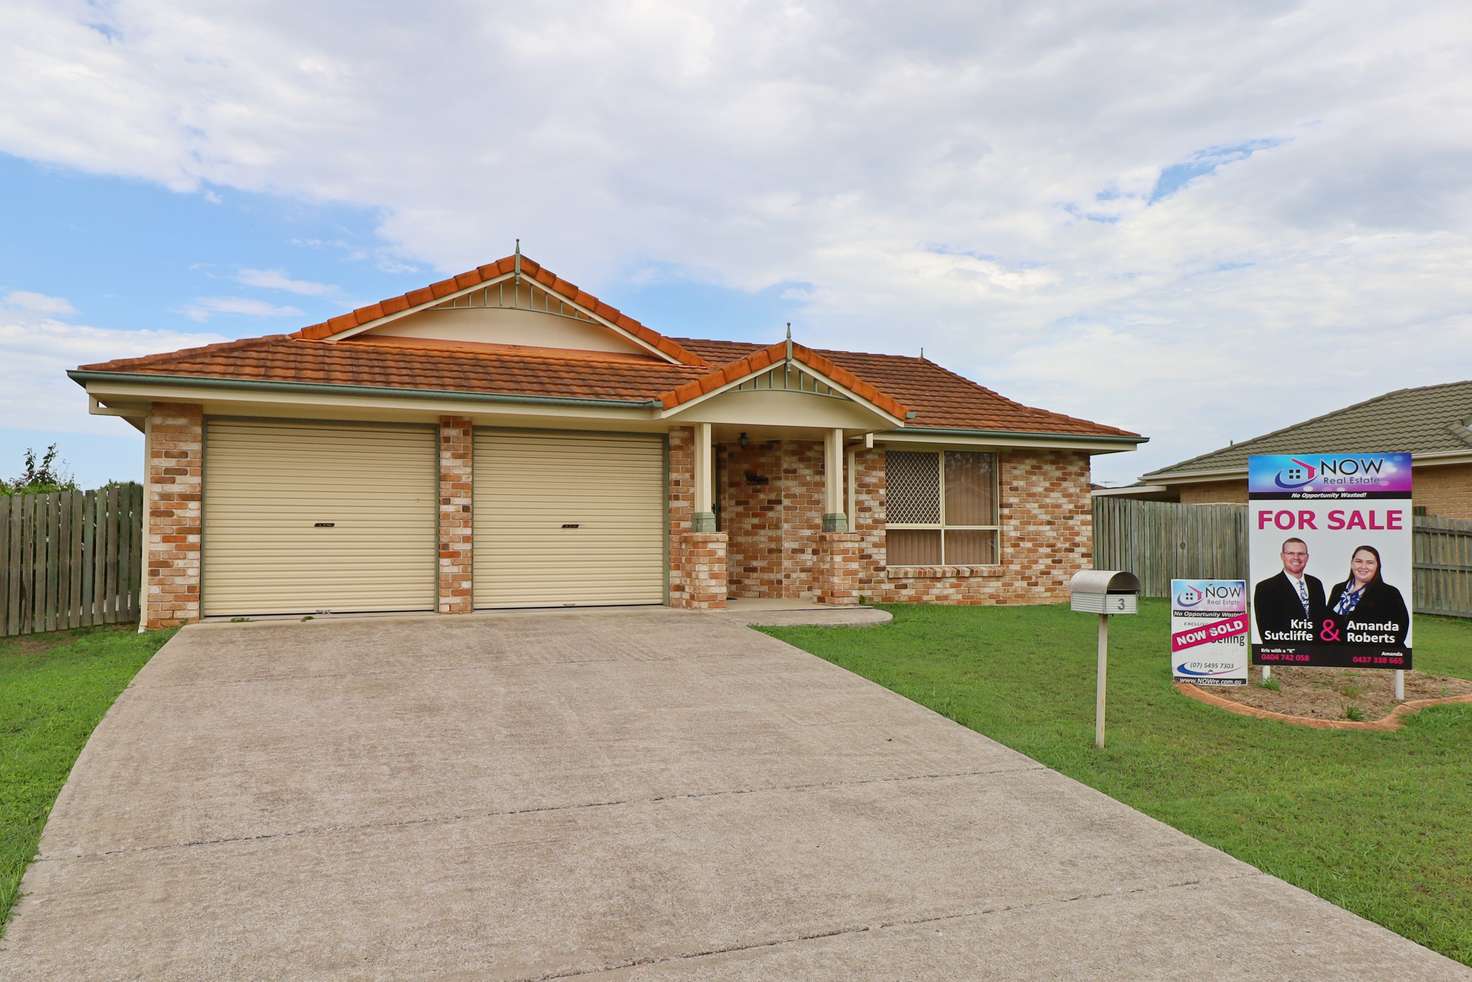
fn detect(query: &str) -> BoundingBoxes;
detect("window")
[885,451,998,565]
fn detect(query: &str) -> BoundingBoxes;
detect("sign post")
[1248,453,1414,688]
[1069,570,1141,749]
[1095,614,1109,749]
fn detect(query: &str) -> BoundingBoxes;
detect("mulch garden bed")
[1181,666,1472,729]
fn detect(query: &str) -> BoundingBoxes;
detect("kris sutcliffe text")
[1261,619,1316,643]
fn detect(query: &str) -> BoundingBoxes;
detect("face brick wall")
[1177,479,1248,504]
[780,442,824,600]
[679,532,729,609]
[816,532,862,605]
[437,416,473,614]
[715,441,1093,604]
[717,439,825,602]
[145,402,203,628]
[1415,463,1472,519]
[850,446,1093,604]
[718,441,783,599]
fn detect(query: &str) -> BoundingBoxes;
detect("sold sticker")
[1171,615,1249,653]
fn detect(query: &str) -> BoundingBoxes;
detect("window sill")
[884,564,1005,580]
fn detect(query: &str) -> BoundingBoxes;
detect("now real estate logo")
[1248,452,1412,497]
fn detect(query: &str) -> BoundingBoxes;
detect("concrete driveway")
[1,609,1465,980]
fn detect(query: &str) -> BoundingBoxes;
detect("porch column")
[823,427,848,532]
[692,421,717,532]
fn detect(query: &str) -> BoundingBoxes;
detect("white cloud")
[1,1,1470,481]
[0,294,223,437]
[178,296,304,322]
[4,290,77,316]
[235,267,335,295]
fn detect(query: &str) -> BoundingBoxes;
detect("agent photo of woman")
[1326,544,1410,647]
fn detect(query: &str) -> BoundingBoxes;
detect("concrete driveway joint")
[1,608,1464,980]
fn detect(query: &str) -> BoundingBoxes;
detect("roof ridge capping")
[658,339,911,420]
[291,253,710,368]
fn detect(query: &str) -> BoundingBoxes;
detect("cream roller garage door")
[203,419,437,616]
[474,430,665,607]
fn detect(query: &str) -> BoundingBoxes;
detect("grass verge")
[764,600,1472,966]
[1,626,174,934]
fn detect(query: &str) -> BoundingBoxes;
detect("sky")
[2,0,1469,488]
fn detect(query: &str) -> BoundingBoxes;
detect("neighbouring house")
[1098,380,1472,517]
[71,253,1143,628]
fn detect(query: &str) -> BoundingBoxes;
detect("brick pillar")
[816,531,862,606]
[145,403,202,628]
[667,426,693,606]
[438,416,473,613]
[680,531,729,610]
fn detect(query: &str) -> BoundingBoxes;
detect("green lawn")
[1,625,174,934]
[764,601,1472,966]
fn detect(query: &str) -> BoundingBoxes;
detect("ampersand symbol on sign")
[1320,619,1342,642]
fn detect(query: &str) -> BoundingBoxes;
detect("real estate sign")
[1171,579,1248,685]
[1248,453,1413,670]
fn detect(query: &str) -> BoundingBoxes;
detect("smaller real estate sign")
[1171,579,1249,685]
[1248,452,1413,670]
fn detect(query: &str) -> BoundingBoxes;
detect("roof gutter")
[897,426,1147,445]
[1141,466,1248,483]
[67,370,663,410]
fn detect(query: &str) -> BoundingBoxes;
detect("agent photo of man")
[1254,537,1327,642]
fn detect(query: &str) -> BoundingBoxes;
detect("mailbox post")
[1069,570,1141,749]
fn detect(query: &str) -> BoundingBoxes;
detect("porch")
[673,422,864,611]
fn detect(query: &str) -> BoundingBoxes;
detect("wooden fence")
[0,484,144,637]
[1092,498,1248,599]
[1093,497,1472,618]
[1414,516,1472,618]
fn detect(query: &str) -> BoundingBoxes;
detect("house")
[1099,380,1472,517]
[70,253,1143,628]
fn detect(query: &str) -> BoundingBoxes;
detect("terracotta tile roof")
[656,339,911,421]
[71,256,1140,441]
[78,335,705,404]
[676,338,1140,439]
[291,253,709,368]
[1144,379,1472,479]
[74,330,1139,438]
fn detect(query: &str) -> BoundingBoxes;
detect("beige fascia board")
[1091,484,1170,497]
[876,431,1140,454]
[322,271,682,365]
[660,359,907,428]
[79,378,660,426]
[1142,468,1247,485]
[89,395,147,432]
[674,387,889,430]
[1409,450,1472,467]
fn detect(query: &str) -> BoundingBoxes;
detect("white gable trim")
[323,271,683,365]
[661,358,907,428]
